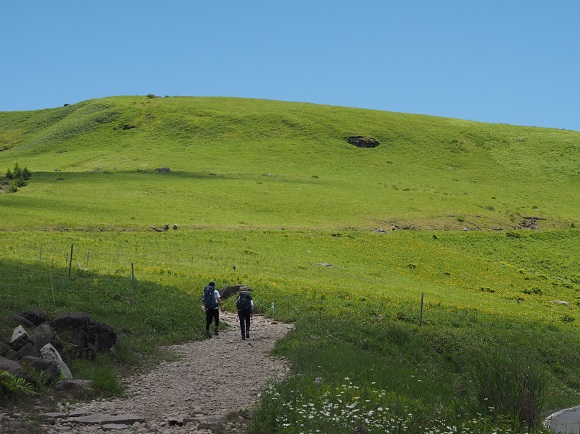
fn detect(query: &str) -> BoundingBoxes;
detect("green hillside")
[1,96,579,432]
[1,95,578,230]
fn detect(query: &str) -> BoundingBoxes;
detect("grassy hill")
[0,95,578,230]
[1,96,579,432]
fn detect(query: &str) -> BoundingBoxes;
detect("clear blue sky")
[2,1,579,131]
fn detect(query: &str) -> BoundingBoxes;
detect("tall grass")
[471,352,547,429]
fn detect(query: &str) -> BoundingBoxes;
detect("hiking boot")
[206,330,211,338]
[241,334,245,340]
[214,327,219,336]
[246,332,250,339]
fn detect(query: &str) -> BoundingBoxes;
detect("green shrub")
[0,370,35,396]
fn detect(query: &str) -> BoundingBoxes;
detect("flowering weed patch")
[254,378,550,434]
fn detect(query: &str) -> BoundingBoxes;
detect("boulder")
[88,322,117,352]
[40,343,73,380]
[54,379,93,395]
[20,309,49,326]
[0,356,25,378]
[11,315,35,328]
[0,341,13,357]
[50,312,90,348]
[10,325,32,351]
[15,342,36,360]
[20,356,61,384]
[30,323,58,352]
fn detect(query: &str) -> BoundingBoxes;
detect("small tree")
[22,166,32,180]
[12,163,22,179]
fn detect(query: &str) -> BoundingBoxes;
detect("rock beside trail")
[1,310,117,393]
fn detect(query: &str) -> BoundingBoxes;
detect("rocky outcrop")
[1,310,117,388]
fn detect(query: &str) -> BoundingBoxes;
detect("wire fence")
[2,241,437,348]
[2,242,150,310]
[1,241,307,319]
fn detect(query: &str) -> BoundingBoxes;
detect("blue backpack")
[203,286,217,309]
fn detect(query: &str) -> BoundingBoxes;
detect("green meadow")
[1,96,579,432]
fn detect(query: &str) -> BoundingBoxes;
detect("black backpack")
[203,286,217,309]
[236,291,252,312]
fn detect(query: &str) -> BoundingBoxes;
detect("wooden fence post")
[68,244,74,280]
[131,262,136,304]
[419,292,424,326]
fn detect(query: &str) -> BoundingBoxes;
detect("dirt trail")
[48,312,293,433]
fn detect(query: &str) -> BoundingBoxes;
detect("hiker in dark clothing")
[236,290,254,340]
[202,281,222,337]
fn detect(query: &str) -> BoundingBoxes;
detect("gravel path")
[47,312,293,433]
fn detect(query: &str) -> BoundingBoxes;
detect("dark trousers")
[238,310,251,336]
[206,309,219,330]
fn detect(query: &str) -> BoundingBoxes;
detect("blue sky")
[1,1,579,131]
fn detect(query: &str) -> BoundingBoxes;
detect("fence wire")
[1,243,140,310]
[2,242,305,320]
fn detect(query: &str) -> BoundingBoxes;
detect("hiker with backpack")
[235,290,254,340]
[202,281,222,338]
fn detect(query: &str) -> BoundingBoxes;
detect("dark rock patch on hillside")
[347,136,380,148]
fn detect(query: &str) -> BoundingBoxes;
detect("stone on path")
[75,413,144,425]
[103,423,130,431]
